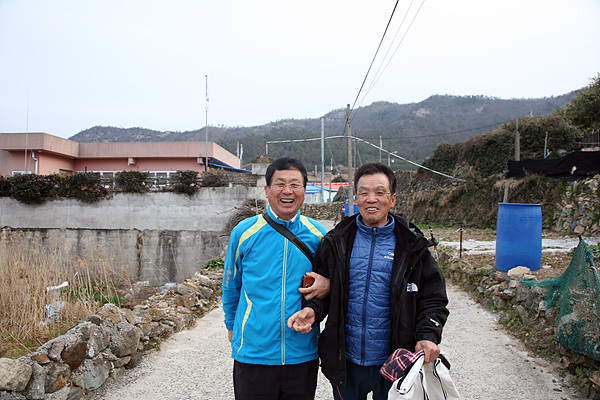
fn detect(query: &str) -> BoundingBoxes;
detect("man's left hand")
[415,340,440,363]
[287,307,316,333]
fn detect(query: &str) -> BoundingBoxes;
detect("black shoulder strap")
[263,213,314,263]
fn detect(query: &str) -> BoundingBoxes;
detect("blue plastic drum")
[495,203,542,272]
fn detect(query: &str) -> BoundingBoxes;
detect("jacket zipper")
[360,226,377,364]
[281,230,289,365]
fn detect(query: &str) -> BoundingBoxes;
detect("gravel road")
[88,284,579,400]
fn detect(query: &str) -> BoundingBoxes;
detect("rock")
[507,266,531,278]
[61,340,87,371]
[0,358,32,392]
[175,283,197,296]
[177,293,198,309]
[515,305,528,324]
[97,303,123,325]
[46,338,66,362]
[79,323,110,359]
[110,320,141,358]
[192,273,215,290]
[66,386,85,400]
[30,352,51,365]
[590,370,600,388]
[508,280,520,288]
[148,308,165,321]
[122,308,136,325]
[198,286,214,299]
[112,356,131,369]
[125,352,142,370]
[86,315,103,325]
[71,358,111,391]
[22,360,45,399]
[0,391,26,399]
[45,362,71,393]
[574,225,585,235]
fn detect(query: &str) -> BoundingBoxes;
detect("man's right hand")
[287,307,316,333]
[228,330,233,343]
[299,272,330,300]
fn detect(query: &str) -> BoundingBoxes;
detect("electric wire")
[358,0,427,113]
[350,0,401,114]
[356,0,419,114]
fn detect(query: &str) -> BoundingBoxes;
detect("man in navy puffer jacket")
[288,162,449,400]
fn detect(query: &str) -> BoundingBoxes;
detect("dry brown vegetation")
[0,230,130,358]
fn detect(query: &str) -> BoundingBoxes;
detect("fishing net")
[522,238,600,361]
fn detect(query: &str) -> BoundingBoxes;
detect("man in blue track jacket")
[288,162,449,400]
[222,157,328,400]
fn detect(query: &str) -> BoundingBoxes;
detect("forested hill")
[70,92,576,169]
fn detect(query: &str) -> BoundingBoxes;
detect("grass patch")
[0,230,131,358]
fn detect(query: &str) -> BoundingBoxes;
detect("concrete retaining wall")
[0,187,265,231]
[0,187,264,285]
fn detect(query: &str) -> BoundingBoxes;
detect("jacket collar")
[266,206,299,224]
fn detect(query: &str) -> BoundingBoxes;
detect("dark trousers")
[333,360,392,400]
[233,359,319,400]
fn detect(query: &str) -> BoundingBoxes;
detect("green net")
[522,239,600,361]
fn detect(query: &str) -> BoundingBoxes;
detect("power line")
[266,135,465,182]
[350,0,401,113]
[356,0,427,113]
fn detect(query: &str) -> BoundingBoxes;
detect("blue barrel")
[495,203,542,272]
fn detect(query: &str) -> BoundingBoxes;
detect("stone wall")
[552,177,600,236]
[441,255,600,398]
[0,270,223,399]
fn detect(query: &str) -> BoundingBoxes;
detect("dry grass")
[0,230,130,358]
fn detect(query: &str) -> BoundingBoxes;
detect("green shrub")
[11,174,52,204]
[68,173,108,203]
[0,176,11,197]
[46,174,70,198]
[204,258,224,271]
[115,171,150,193]
[172,170,199,195]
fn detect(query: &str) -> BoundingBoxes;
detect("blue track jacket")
[222,207,327,365]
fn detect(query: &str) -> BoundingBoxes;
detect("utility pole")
[515,118,520,161]
[346,104,354,216]
[205,75,209,172]
[379,135,382,163]
[321,118,325,204]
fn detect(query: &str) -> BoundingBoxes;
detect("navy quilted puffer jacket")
[345,216,396,366]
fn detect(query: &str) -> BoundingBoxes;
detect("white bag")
[388,353,461,400]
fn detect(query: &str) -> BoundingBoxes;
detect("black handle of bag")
[263,213,314,263]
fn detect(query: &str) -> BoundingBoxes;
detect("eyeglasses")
[270,182,305,192]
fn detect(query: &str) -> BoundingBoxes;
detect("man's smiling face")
[264,168,306,221]
[356,172,396,227]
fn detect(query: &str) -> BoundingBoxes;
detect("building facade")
[0,132,243,177]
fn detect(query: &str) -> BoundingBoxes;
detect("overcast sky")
[1,0,599,139]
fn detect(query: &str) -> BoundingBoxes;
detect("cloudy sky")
[1,0,599,139]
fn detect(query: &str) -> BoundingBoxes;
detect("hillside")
[70,93,575,169]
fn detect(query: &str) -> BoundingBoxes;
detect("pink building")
[0,132,244,178]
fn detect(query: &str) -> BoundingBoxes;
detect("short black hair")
[354,162,396,194]
[265,157,308,187]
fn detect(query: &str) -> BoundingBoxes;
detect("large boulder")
[0,358,32,392]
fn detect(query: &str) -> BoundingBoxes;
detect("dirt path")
[88,284,579,400]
